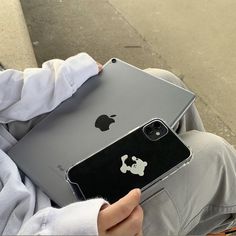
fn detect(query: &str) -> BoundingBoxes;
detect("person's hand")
[97,62,103,73]
[98,189,143,236]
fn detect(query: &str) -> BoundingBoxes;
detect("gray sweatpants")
[143,69,236,235]
[6,69,236,235]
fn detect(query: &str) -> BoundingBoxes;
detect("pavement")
[3,0,236,147]
[0,0,37,70]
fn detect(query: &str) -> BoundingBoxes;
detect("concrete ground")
[0,0,37,70]
[20,0,236,147]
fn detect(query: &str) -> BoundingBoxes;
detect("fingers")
[97,62,103,72]
[98,189,141,230]
[107,205,143,236]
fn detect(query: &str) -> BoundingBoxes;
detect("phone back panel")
[67,120,191,203]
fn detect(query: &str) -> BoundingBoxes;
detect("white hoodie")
[0,53,107,235]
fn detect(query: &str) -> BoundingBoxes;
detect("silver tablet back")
[8,58,195,206]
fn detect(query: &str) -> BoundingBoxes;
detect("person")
[0,52,236,235]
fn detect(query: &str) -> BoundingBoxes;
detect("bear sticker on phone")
[120,155,148,176]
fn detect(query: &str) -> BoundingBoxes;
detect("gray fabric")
[142,69,236,235]
[0,124,17,151]
[143,130,236,235]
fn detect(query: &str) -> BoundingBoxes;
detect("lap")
[143,131,236,235]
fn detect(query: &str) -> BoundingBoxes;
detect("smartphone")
[66,119,191,203]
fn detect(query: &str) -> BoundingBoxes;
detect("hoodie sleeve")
[0,52,99,123]
[18,199,108,235]
[0,149,107,235]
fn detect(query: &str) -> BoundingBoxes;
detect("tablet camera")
[111,58,117,63]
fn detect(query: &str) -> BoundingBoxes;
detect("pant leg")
[144,68,205,133]
[142,130,236,235]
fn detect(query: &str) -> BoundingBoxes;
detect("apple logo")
[95,114,117,131]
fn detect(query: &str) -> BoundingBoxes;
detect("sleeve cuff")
[18,198,108,235]
[63,52,99,92]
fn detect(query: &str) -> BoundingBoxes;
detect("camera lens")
[153,121,161,130]
[111,58,117,63]
[144,126,153,136]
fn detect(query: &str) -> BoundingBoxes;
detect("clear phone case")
[66,119,192,203]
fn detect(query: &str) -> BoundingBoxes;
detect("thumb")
[98,189,141,230]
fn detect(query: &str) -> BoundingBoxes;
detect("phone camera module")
[111,58,117,63]
[153,121,162,137]
[143,120,168,141]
